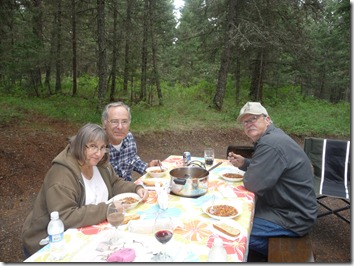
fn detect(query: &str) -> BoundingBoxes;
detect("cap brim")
[237,112,264,123]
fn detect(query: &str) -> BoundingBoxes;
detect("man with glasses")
[102,102,159,181]
[228,102,317,261]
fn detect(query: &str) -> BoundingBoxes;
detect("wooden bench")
[268,234,315,262]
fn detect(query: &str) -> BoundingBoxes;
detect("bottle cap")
[213,237,224,247]
[50,211,59,219]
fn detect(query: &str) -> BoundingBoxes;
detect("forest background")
[0,0,351,136]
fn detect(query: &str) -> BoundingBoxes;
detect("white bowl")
[219,168,245,182]
[146,166,168,178]
[108,193,141,210]
[202,199,242,220]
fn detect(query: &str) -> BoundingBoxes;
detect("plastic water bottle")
[208,237,228,262]
[47,211,65,260]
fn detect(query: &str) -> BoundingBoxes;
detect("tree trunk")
[213,0,237,110]
[123,0,132,94]
[149,0,162,105]
[110,0,119,102]
[55,0,62,94]
[71,0,77,96]
[97,0,107,111]
[31,0,43,95]
[44,15,56,95]
[234,56,240,105]
[249,49,265,102]
[140,0,149,102]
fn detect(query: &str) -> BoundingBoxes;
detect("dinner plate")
[219,168,245,182]
[107,193,141,210]
[202,199,242,220]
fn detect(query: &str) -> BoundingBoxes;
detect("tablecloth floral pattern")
[25,156,255,262]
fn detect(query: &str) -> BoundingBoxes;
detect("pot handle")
[173,177,187,185]
[187,160,206,169]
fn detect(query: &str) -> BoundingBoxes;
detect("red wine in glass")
[151,215,174,262]
[155,229,173,244]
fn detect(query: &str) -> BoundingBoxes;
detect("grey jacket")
[242,124,317,235]
[22,145,143,255]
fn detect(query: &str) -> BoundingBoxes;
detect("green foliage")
[271,98,350,136]
[0,93,101,126]
[0,82,350,138]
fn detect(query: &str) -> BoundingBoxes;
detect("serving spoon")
[157,160,164,171]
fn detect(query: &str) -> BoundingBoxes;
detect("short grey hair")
[69,123,109,165]
[101,102,131,124]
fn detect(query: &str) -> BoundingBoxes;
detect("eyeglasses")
[85,144,110,154]
[241,115,265,126]
[108,119,130,127]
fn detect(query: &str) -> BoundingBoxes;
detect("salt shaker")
[208,237,228,262]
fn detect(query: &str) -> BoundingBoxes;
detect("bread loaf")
[213,222,240,237]
[142,179,162,187]
[122,214,140,225]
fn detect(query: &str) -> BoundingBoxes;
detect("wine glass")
[151,213,174,262]
[106,201,125,244]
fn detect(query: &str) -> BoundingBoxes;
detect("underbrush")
[0,82,350,138]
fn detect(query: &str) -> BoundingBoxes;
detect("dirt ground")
[0,113,351,262]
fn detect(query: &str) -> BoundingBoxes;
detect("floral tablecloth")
[24,156,255,262]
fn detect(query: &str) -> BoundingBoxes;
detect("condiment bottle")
[47,211,65,261]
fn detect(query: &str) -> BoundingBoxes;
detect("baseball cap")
[237,102,268,122]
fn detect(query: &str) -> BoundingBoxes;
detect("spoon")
[158,160,164,171]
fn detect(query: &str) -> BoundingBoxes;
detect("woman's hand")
[228,152,245,168]
[136,187,149,201]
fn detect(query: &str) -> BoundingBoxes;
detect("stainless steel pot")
[169,166,209,198]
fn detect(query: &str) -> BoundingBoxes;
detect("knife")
[208,161,223,172]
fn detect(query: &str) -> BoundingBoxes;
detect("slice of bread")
[122,214,140,225]
[213,222,240,237]
[142,179,163,187]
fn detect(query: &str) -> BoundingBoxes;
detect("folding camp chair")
[226,145,254,159]
[304,137,350,223]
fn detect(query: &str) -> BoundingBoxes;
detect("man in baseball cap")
[236,102,272,143]
[229,101,317,261]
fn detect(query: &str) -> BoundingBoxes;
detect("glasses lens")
[243,115,260,126]
[86,145,109,153]
[109,120,129,127]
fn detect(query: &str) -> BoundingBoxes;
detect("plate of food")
[107,193,142,210]
[202,199,242,220]
[145,166,168,178]
[219,168,245,182]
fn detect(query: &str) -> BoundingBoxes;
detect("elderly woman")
[22,123,149,256]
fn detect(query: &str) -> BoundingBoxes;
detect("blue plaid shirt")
[109,132,148,181]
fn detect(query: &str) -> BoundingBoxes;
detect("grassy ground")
[0,88,350,138]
